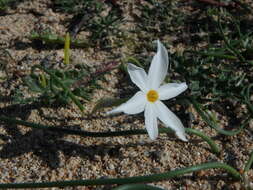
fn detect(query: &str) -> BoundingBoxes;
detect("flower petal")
[144,103,158,140]
[158,82,188,100]
[107,91,146,115]
[155,101,187,141]
[148,40,169,89]
[127,63,148,92]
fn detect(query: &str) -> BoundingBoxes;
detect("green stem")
[0,115,219,154]
[244,150,253,172]
[190,98,247,136]
[112,184,165,190]
[0,162,241,189]
[64,32,70,65]
[184,128,220,154]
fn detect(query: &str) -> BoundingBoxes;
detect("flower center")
[147,90,159,103]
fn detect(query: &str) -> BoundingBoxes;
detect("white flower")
[107,40,188,141]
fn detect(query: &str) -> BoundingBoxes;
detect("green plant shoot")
[64,32,70,65]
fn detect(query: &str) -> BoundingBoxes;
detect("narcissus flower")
[107,40,188,141]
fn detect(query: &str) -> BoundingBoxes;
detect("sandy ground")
[0,0,252,189]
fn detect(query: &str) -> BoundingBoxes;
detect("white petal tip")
[150,135,157,140]
[157,39,161,45]
[157,39,166,50]
[182,82,188,89]
[106,109,121,115]
[106,111,113,115]
[176,132,188,142]
[149,135,157,141]
[127,63,137,70]
[127,63,144,74]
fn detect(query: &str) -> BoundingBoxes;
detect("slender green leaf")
[112,184,165,190]
[0,115,220,154]
[0,162,241,189]
[244,150,253,172]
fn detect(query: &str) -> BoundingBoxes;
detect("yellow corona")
[147,90,159,103]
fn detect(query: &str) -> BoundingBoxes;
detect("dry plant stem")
[0,162,241,189]
[67,13,93,38]
[72,61,120,88]
[0,115,219,154]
